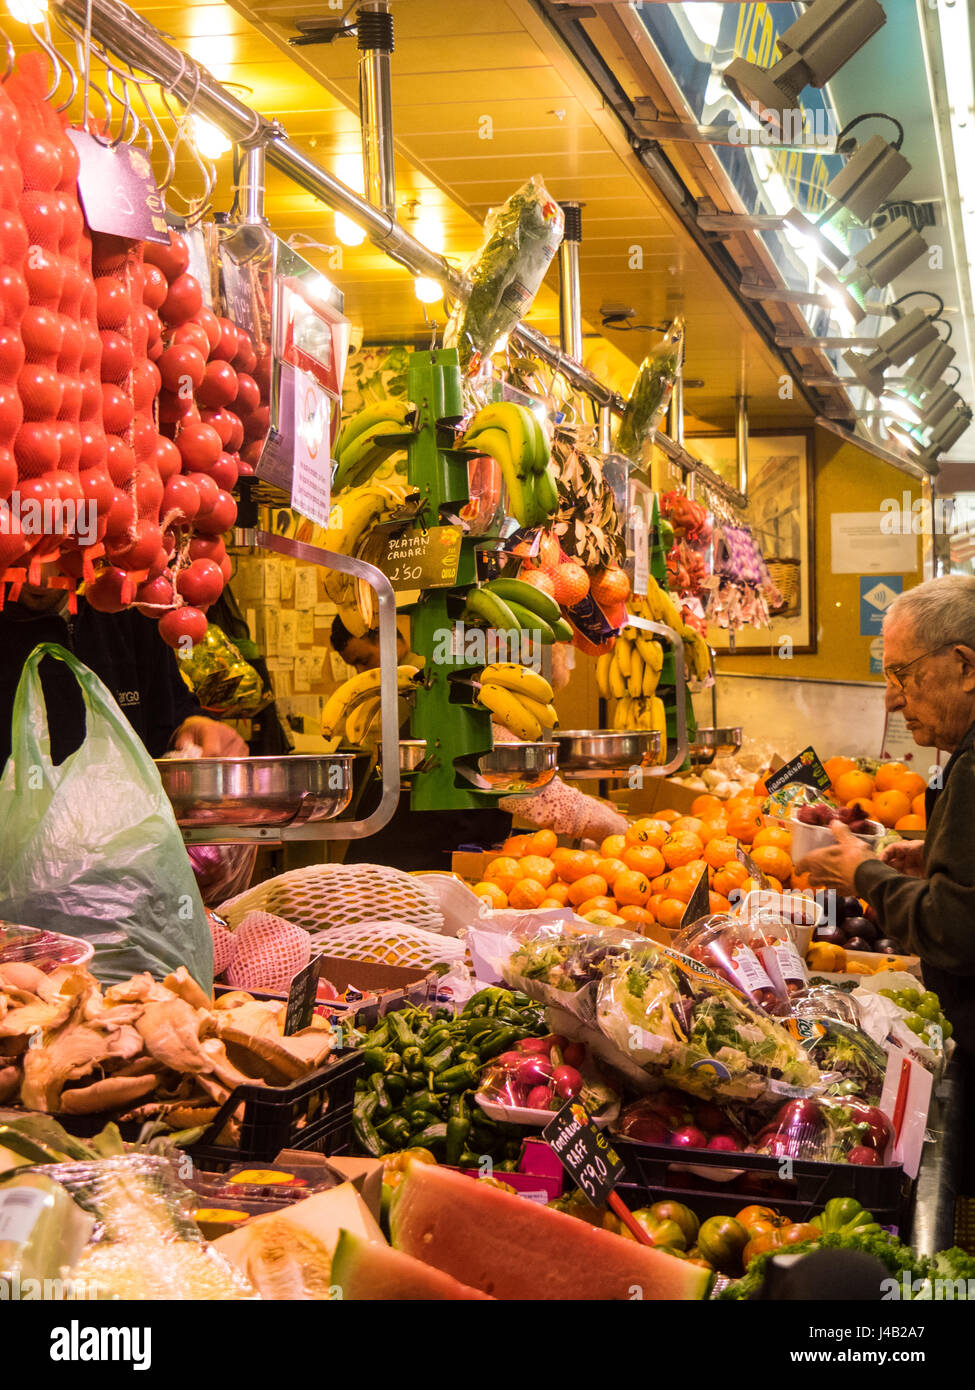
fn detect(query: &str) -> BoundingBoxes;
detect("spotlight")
[922,405,973,461]
[840,291,944,394]
[722,0,886,129]
[919,377,964,429]
[896,331,956,394]
[824,115,911,225]
[818,217,930,324]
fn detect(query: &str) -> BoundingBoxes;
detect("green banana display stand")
[404,349,503,812]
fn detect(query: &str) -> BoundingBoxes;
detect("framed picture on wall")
[687,430,816,655]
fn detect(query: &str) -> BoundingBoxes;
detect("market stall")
[0,0,970,1315]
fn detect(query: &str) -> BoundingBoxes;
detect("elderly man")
[798,574,975,1057]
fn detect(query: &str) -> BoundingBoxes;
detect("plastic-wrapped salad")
[445,176,564,376]
[614,318,684,461]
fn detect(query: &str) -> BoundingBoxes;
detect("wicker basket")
[766,557,801,615]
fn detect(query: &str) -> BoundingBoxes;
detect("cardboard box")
[451,850,496,883]
[610,776,700,818]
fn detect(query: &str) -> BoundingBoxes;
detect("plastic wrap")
[44,1155,256,1299]
[673,914,791,1015]
[445,176,564,375]
[177,624,274,718]
[753,1095,893,1165]
[614,319,684,460]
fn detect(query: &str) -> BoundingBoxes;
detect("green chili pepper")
[425,1043,455,1073]
[404,1090,441,1115]
[477,1026,521,1061]
[368,1073,391,1113]
[448,1092,471,1122]
[384,1073,407,1104]
[401,1046,424,1071]
[388,1011,418,1049]
[376,1114,411,1148]
[421,1027,451,1055]
[408,1122,448,1152]
[360,1047,388,1076]
[445,1117,471,1166]
[436,1062,480,1092]
[353,1094,388,1156]
[497,1159,518,1172]
[458,1150,480,1167]
[465,1017,500,1041]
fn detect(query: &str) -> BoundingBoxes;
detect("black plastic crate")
[611,1135,913,1231]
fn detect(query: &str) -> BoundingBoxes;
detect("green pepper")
[404,1090,442,1115]
[458,1149,480,1167]
[425,1043,455,1073]
[456,1049,481,1066]
[812,1197,865,1233]
[408,1122,448,1152]
[465,1017,499,1041]
[497,1159,518,1172]
[384,1073,407,1104]
[466,987,506,1015]
[477,1026,522,1061]
[445,1116,471,1166]
[353,1094,388,1157]
[408,1108,434,1134]
[435,1062,480,1093]
[448,1092,470,1122]
[376,1114,411,1148]
[401,1046,424,1071]
[509,991,532,1008]
[360,1047,388,1076]
[388,1011,418,1049]
[366,1020,391,1048]
[421,1027,451,1055]
[406,1071,427,1087]
[368,1073,391,1113]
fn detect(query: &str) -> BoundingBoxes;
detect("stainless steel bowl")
[398,740,428,776]
[475,741,559,792]
[554,729,662,779]
[155,755,354,827]
[687,726,743,767]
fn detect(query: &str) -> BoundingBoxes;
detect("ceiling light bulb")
[414,276,442,304]
[335,214,366,248]
[7,0,47,22]
[190,116,231,160]
[413,213,445,254]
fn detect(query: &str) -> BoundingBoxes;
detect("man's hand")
[172,716,248,758]
[879,839,925,878]
[795,821,873,895]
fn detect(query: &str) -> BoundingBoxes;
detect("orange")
[625,818,670,848]
[791,870,812,891]
[656,808,681,824]
[527,828,558,857]
[671,816,705,838]
[726,808,764,844]
[622,844,666,879]
[578,896,618,917]
[847,796,877,818]
[749,844,793,883]
[704,835,739,869]
[567,873,609,906]
[891,770,926,801]
[619,904,656,925]
[484,856,520,893]
[894,813,925,831]
[600,833,628,859]
[544,880,570,905]
[912,791,927,817]
[751,778,770,798]
[662,832,705,868]
[540,897,568,909]
[872,789,911,828]
[518,855,556,889]
[824,756,857,785]
[697,817,730,845]
[691,793,723,818]
[558,850,601,883]
[834,769,875,804]
[614,869,652,906]
[709,892,732,914]
[550,847,576,874]
[874,761,908,793]
[595,857,628,887]
[647,894,666,919]
[753,825,792,851]
[743,873,783,896]
[655,897,691,930]
[508,878,547,909]
[502,834,533,858]
[661,863,709,904]
[651,872,674,897]
[713,861,748,898]
[473,881,507,909]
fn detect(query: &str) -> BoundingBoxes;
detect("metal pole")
[735,394,749,497]
[599,403,613,454]
[357,1,396,217]
[558,202,583,361]
[242,143,266,224]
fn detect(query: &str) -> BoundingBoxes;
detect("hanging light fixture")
[6,0,47,22]
[409,204,445,305]
[842,293,945,395]
[190,115,232,160]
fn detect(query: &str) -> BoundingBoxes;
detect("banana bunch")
[684,628,713,684]
[332,399,416,493]
[474,663,558,742]
[632,580,712,683]
[610,692,667,758]
[463,575,573,646]
[321,477,412,626]
[322,663,423,739]
[596,627,665,702]
[459,402,560,530]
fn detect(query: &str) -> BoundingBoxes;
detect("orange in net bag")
[224,910,311,992]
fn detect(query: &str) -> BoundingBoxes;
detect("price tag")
[284,957,323,1035]
[542,1099,626,1207]
[369,525,462,592]
[735,844,770,888]
[0,1187,49,1244]
[678,866,711,928]
[291,369,332,529]
[764,746,831,797]
[221,250,258,337]
[68,130,169,242]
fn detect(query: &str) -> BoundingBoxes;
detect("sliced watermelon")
[331,1229,494,1300]
[390,1162,712,1300]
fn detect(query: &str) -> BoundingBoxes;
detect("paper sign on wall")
[859,575,902,636]
[291,370,332,529]
[831,513,918,574]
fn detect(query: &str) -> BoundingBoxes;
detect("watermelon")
[331,1229,494,1300]
[390,1162,713,1300]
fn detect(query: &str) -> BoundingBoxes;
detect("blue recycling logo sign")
[860,576,903,636]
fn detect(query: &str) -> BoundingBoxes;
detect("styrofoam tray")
[475,1093,616,1129]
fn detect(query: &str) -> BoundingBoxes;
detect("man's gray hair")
[885,574,975,649]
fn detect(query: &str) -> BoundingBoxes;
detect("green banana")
[464,586,521,633]
[532,461,559,519]
[333,420,407,492]
[466,402,536,473]
[485,576,562,626]
[550,615,573,643]
[503,599,556,645]
[526,409,549,473]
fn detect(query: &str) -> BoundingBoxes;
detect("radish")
[553,1065,583,1099]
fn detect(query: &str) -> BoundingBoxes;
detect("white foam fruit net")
[224,910,312,992]
[305,920,467,971]
[209,915,237,976]
[219,864,445,936]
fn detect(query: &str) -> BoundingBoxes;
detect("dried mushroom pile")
[0,963,336,1144]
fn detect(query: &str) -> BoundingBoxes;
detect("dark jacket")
[855,720,975,1058]
[0,599,199,770]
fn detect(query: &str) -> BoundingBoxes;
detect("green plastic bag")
[0,643,212,990]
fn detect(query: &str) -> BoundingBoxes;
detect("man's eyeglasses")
[883,642,956,693]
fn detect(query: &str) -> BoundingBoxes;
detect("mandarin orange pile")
[822,757,927,830]
[470,789,796,933]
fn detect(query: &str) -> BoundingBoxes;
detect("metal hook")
[161,72,217,224]
[30,17,73,107]
[104,66,136,146]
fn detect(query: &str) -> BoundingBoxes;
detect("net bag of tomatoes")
[0,644,212,990]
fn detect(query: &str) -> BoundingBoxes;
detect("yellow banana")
[515,693,559,729]
[608,648,627,700]
[477,682,542,741]
[322,664,421,736]
[596,652,612,700]
[336,600,368,637]
[636,634,663,669]
[643,660,659,699]
[345,695,381,746]
[480,663,554,705]
[626,648,644,700]
[615,636,632,679]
